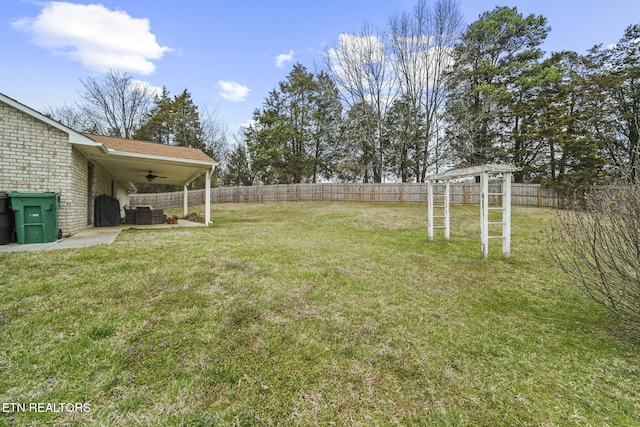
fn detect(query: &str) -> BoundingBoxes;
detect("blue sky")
[2,0,639,132]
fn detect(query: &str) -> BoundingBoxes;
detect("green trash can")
[9,192,60,244]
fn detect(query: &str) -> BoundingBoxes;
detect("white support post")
[444,180,450,241]
[480,171,489,259]
[427,180,434,241]
[183,184,188,218]
[205,168,211,226]
[503,172,512,259]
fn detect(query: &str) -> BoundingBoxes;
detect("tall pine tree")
[444,6,550,177]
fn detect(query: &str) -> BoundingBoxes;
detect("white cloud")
[218,81,250,102]
[132,80,164,97]
[274,49,294,68]
[241,119,257,129]
[11,1,172,75]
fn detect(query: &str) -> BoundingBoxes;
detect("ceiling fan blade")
[140,171,168,181]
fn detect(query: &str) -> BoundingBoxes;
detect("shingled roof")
[85,134,216,163]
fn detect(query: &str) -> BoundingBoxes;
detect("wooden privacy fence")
[129,182,577,209]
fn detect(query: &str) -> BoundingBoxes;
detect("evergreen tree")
[444,6,550,175]
[134,89,206,153]
[134,88,212,192]
[383,95,424,182]
[246,63,342,184]
[135,87,173,144]
[172,90,206,152]
[537,51,607,188]
[222,142,254,186]
[599,24,640,175]
[508,57,563,182]
[337,102,379,183]
[310,71,343,182]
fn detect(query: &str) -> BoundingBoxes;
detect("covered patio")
[79,134,218,226]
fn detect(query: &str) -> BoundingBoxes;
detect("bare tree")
[79,69,154,138]
[43,103,95,133]
[323,23,397,183]
[388,0,463,180]
[200,105,229,161]
[549,165,640,340]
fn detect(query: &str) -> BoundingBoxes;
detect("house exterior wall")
[0,100,130,236]
[88,158,131,221]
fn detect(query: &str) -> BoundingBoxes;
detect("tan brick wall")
[1,100,131,236]
[90,160,131,220]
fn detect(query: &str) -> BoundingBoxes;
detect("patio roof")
[83,134,217,186]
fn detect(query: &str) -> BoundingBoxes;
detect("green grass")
[1,202,638,426]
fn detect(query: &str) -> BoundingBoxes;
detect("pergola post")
[205,168,211,226]
[427,180,434,241]
[480,171,489,259]
[183,184,188,218]
[444,180,450,241]
[502,172,512,259]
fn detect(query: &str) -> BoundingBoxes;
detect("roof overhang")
[82,134,218,187]
[74,143,217,187]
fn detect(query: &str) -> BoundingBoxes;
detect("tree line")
[48,1,640,190]
[234,1,640,188]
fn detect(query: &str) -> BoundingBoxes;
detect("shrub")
[549,167,640,340]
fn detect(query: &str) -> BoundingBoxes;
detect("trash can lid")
[9,191,58,198]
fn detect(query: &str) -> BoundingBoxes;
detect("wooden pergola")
[426,164,520,259]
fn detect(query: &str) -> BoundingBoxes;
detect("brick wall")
[0,100,130,236]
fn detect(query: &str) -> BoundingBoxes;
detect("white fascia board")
[103,149,218,167]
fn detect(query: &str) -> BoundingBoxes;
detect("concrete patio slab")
[0,219,205,253]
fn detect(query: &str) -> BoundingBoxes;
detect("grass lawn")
[1,202,639,426]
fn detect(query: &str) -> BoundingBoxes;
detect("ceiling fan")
[137,170,167,182]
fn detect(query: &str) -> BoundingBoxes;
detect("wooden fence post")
[537,185,542,208]
[463,183,467,206]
